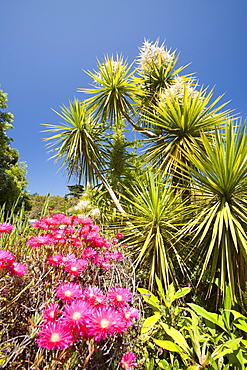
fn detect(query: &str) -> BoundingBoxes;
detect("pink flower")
[62,253,77,264]
[120,304,140,326]
[111,238,118,244]
[64,258,88,277]
[116,232,124,239]
[47,254,64,266]
[0,222,14,234]
[92,254,105,266]
[9,262,27,276]
[62,300,92,332]
[56,282,83,302]
[51,229,66,244]
[27,234,53,248]
[107,251,124,261]
[0,249,15,268]
[82,286,107,307]
[71,238,83,247]
[42,302,60,322]
[31,219,49,230]
[120,352,137,370]
[107,287,133,307]
[75,217,93,226]
[86,306,126,341]
[82,247,97,259]
[42,216,60,229]
[37,321,73,350]
[100,261,111,270]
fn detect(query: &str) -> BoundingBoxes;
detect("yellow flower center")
[51,333,60,342]
[100,318,110,328]
[72,311,81,320]
[64,290,71,297]
[116,294,123,301]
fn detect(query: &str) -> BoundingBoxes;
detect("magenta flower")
[42,302,61,322]
[0,249,15,268]
[82,286,107,307]
[42,216,61,229]
[120,305,140,326]
[71,238,83,247]
[86,306,126,341]
[107,287,133,307]
[46,254,64,266]
[62,253,77,264]
[82,247,97,259]
[31,219,49,230]
[0,222,14,234]
[64,258,88,277]
[37,321,73,350]
[111,237,118,244]
[76,217,93,226]
[56,282,83,302]
[106,251,124,261]
[9,262,27,276]
[120,352,137,370]
[62,300,92,332]
[27,234,53,248]
[116,232,124,239]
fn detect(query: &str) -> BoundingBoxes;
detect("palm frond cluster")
[43,40,247,306]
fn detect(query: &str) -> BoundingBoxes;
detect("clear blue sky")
[1,0,247,196]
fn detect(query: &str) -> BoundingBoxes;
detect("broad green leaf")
[141,312,161,336]
[152,339,183,354]
[161,322,190,353]
[233,320,247,334]
[212,338,242,360]
[188,303,225,330]
[138,288,161,310]
[172,287,191,301]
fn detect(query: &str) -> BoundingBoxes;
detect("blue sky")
[1,0,247,196]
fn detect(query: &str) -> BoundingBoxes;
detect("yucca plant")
[179,120,247,303]
[120,170,187,291]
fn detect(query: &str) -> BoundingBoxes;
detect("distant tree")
[66,184,85,198]
[28,194,78,219]
[0,87,31,212]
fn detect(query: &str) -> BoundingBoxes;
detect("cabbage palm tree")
[79,55,136,126]
[42,99,127,215]
[142,85,231,195]
[120,170,187,290]
[180,120,247,302]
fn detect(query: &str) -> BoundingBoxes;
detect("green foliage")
[120,170,186,290]
[142,86,231,192]
[27,193,78,219]
[43,99,107,186]
[80,55,136,124]
[179,120,247,302]
[0,87,30,213]
[138,279,247,369]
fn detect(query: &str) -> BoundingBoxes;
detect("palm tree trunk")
[89,160,127,216]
